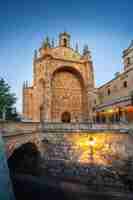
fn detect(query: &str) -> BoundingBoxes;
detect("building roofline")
[97,67,133,89]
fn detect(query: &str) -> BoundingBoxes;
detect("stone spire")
[83,44,91,60]
[59,32,70,47]
[83,44,89,55]
[33,49,37,61]
[75,42,79,53]
[128,40,133,49]
[51,38,55,48]
[23,81,28,88]
[43,36,51,48]
[23,81,26,89]
[26,80,28,88]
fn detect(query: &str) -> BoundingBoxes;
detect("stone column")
[87,89,94,122]
[106,114,110,124]
[122,110,127,123]
[113,111,117,123]
[43,62,51,122]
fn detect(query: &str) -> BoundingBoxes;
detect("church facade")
[23,32,133,123]
[23,32,96,122]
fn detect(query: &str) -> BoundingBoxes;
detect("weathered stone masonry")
[23,32,96,122]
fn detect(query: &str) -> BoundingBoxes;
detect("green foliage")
[0,78,18,120]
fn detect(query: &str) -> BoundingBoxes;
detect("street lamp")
[88,136,95,164]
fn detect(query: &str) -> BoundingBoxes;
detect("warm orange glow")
[107,109,113,113]
[65,133,133,166]
[88,136,95,146]
[126,106,133,112]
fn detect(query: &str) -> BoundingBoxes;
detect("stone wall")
[42,132,133,166]
[0,121,42,157]
[1,121,133,164]
[41,132,133,189]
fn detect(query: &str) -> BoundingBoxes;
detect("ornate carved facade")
[23,32,95,122]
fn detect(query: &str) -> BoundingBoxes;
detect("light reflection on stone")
[64,132,133,165]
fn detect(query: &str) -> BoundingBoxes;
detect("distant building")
[95,41,133,123]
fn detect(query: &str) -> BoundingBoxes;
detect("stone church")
[23,32,96,122]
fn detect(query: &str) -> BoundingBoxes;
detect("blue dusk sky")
[0,0,133,112]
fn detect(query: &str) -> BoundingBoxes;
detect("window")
[107,88,111,96]
[123,81,127,88]
[63,38,67,47]
[127,57,131,65]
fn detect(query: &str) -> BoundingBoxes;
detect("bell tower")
[123,40,133,71]
[59,32,70,48]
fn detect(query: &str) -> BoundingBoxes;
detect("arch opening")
[8,142,41,175]
[63,38,67,47]
[51,66,87,122]
[61,111,71,123]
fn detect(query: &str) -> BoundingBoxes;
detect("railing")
[42,122,130,132]
[42,122,93,132]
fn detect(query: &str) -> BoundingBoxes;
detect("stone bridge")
[0,122,43,158]
[0,121,131,160]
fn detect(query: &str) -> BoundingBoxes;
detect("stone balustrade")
[42,122,93,132]
[42,122,129,133]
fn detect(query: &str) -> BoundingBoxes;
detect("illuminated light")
[88,136,95,146]
[126,106,133,112]
[65,132,131,166]
[107,109,113,113]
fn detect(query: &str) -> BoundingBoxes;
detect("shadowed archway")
[8,142,41,176]
[61,111,71,123]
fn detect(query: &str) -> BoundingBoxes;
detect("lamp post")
[88,136,95,164]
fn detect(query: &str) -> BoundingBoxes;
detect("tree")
[0,78,17,120]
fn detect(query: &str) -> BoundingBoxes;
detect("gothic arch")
[50,66,87,122]
[51,66,85,88]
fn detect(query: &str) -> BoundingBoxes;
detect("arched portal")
[51,67,86,122]
[61,111,71,123]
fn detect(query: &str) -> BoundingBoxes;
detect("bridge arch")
[8,142,41,175]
